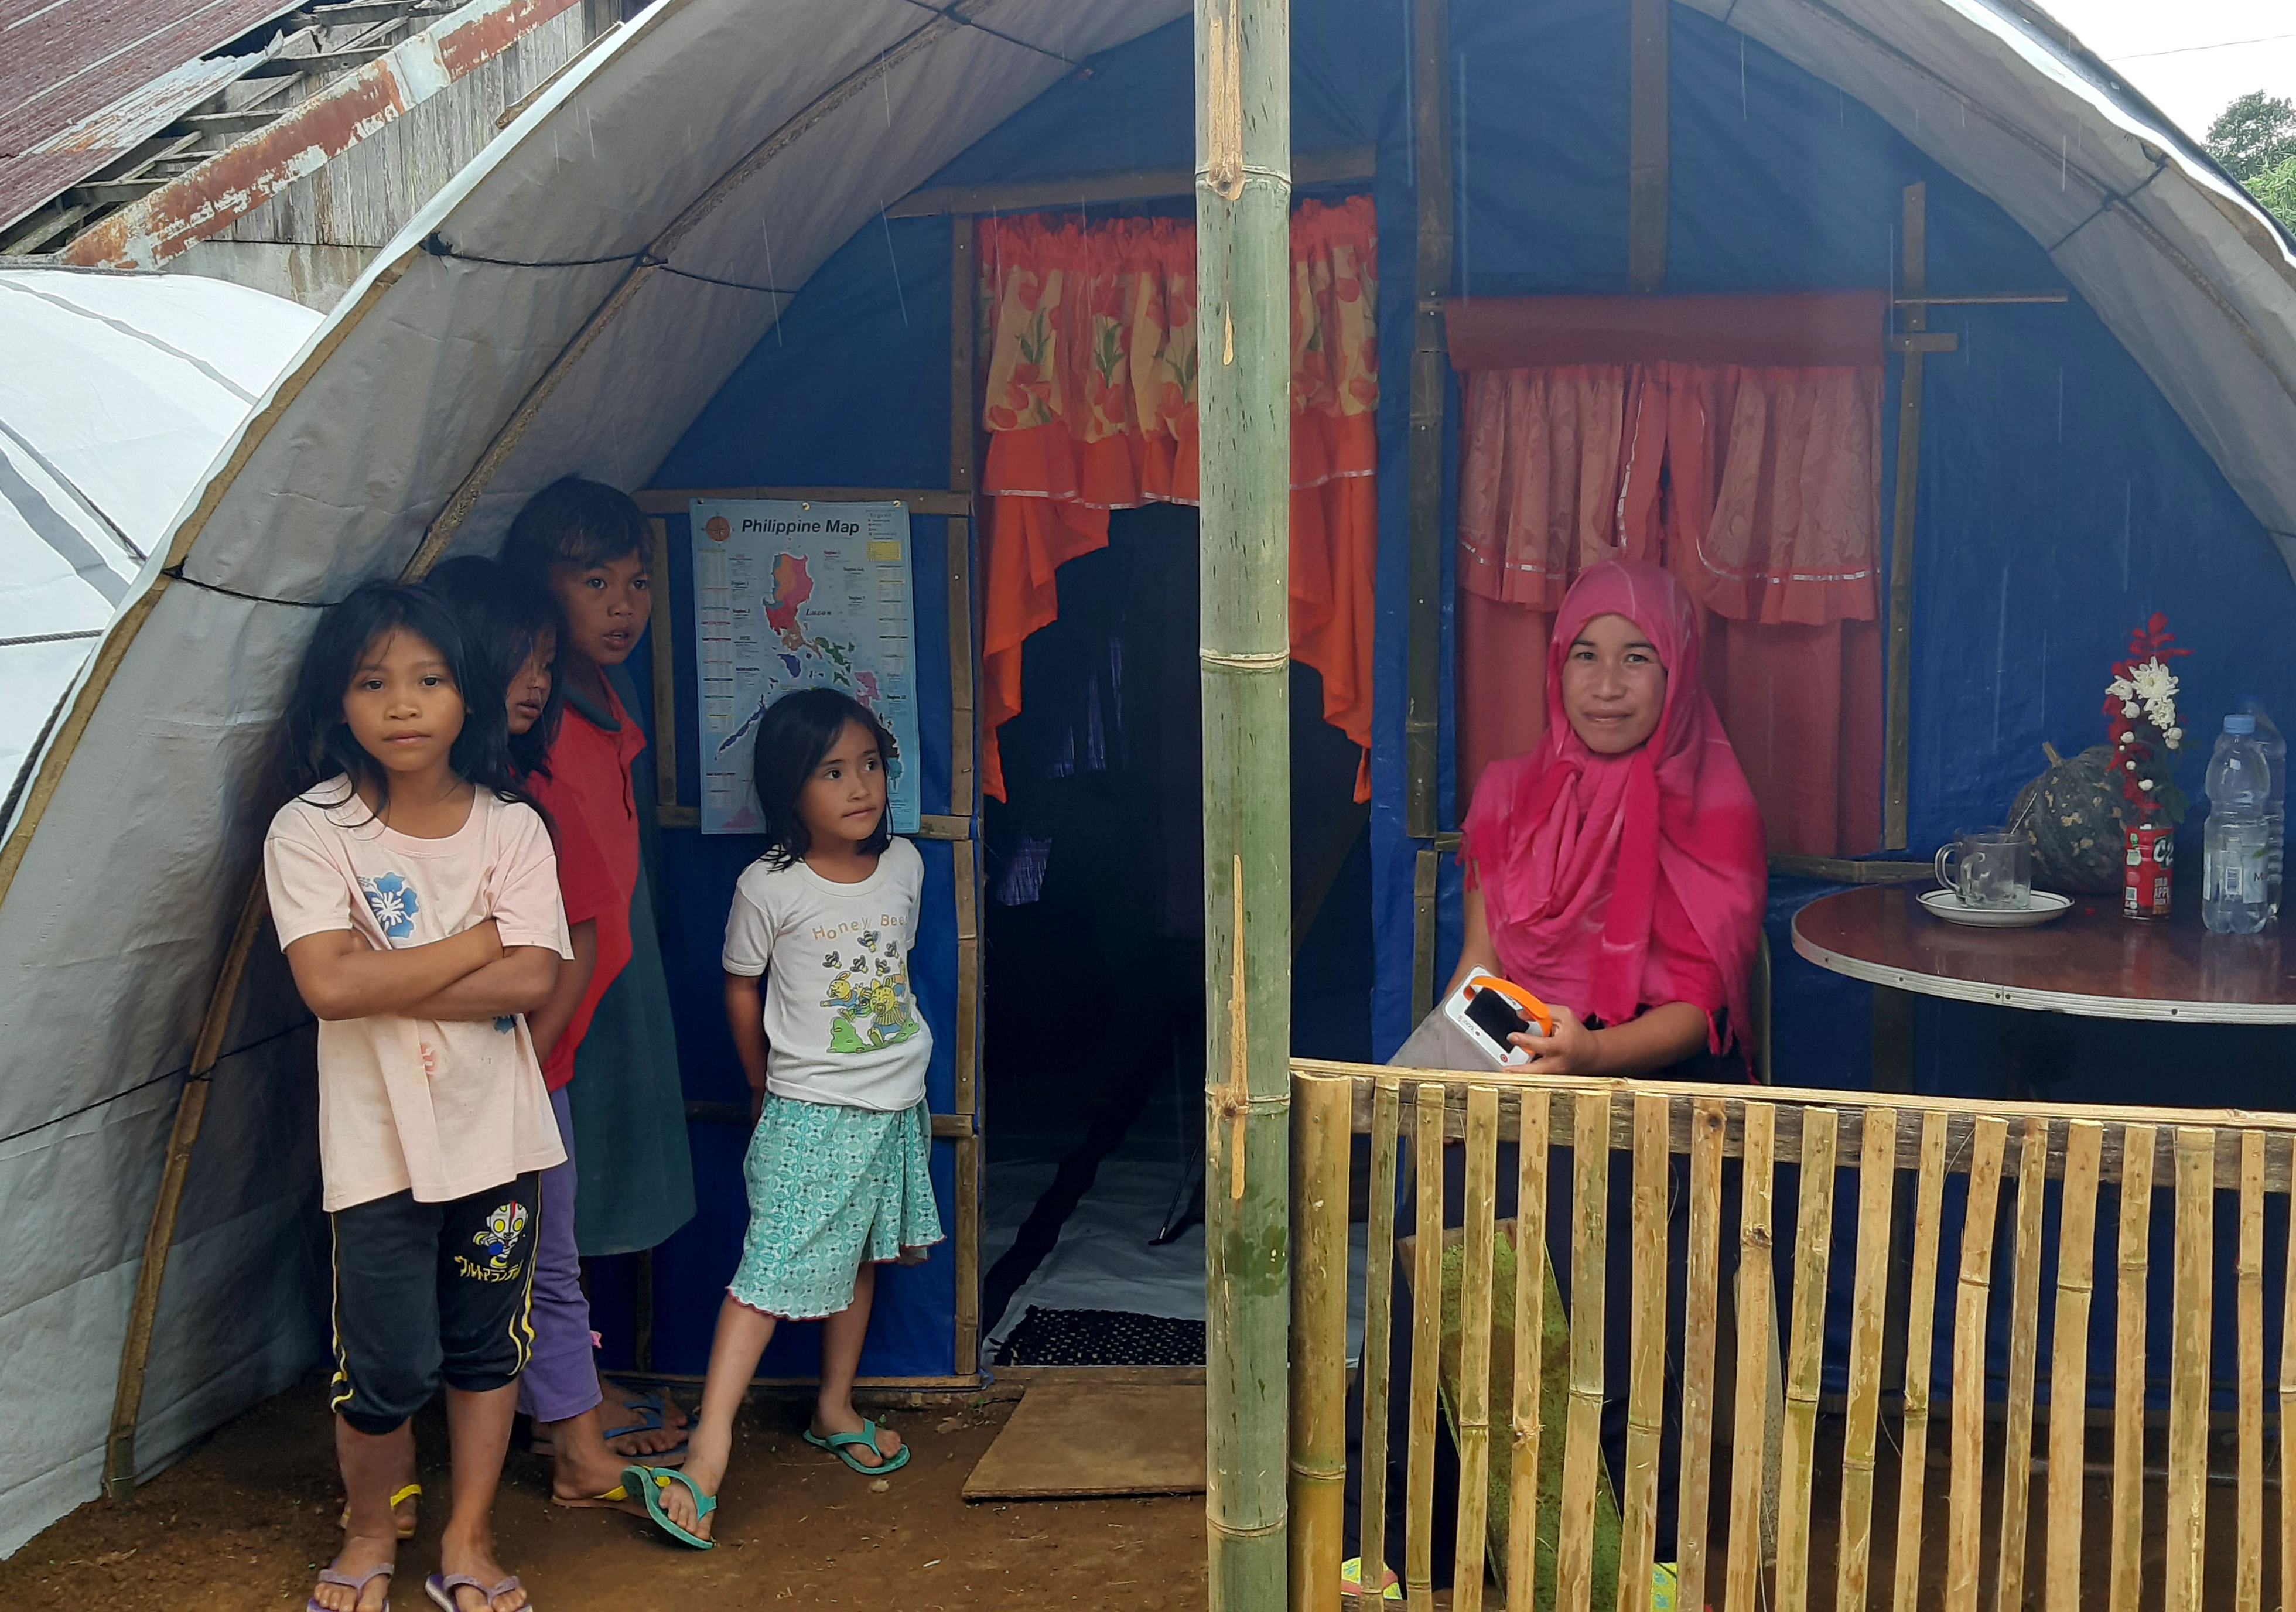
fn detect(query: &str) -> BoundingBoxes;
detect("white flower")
[2140,778,2156,790]
[2122,702,2141,718]
[2166,726,2182,749]
[2126,759,2137,771]
[2130,658,2180,730]
[2107,676,2138,703]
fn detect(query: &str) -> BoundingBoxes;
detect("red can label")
[2124,824,2174,918]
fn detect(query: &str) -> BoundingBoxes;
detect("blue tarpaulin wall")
[627,0,2296,1386]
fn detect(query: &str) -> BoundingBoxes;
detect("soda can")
[2123,823,2174,920]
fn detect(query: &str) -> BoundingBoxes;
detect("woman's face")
[1560,612,1666,754]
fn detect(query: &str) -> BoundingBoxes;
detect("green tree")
[2207,91,2296,233]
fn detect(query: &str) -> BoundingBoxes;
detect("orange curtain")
[976,195,1378,801]
[1453,352,1883,858]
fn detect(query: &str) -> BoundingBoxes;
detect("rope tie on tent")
[418,234,801,297]
[159,564,333,609]
[892,0,1083,67]
[2044,155,2168,255]
[0,1018,310,1150]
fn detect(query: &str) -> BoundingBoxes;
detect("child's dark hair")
[751,688,896,870]
[423,555,565,777]
[500,476,649,577]
[278,580,532,817]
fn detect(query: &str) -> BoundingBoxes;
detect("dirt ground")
[0,1379,1207,1610]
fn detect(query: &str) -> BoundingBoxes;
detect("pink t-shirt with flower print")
[264,780,570,1211]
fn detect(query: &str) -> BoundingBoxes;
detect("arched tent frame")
[8,0,2296,1566]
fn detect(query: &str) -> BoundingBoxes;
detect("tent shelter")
[4,0,2296,1562]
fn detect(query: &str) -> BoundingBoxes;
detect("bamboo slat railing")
[1287,1060,2296,1611]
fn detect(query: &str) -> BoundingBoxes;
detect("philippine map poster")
[689,498,921,835]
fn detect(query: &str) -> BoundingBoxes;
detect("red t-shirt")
[529,677,646,1090]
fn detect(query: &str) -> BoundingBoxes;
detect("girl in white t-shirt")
[624,688,942,1549]
[264,582,569,1612]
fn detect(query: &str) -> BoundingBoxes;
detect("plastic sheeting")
[6,0,2296,1559]
[0,269,317,814]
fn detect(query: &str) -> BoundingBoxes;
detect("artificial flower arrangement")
[2104,612,2190,824]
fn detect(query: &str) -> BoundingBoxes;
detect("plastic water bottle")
[2240,696,2285,921]
[2205,713,2272,935]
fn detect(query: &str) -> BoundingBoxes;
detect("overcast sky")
[2044,0,2296,144]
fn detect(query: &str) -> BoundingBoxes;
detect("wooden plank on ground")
[962,1384,1207,1498]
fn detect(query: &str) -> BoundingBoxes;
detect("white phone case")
[1442,967,1536,1068]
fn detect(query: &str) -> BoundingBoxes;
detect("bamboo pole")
[1676,1097,1727,1612]
[1508,1089,1551,1603]
[1289,1074,1351,1612]
[1454,1088,1501,1610]
[1196,0,1293,1599]
[1944,1115,2007,1612]
[1558,1091,1611,1612]
[2165,1127,2214,1612]
[2109,1123,2155,1612]
[2281,1134,2296,1612]
[1889,1109,1950,1612]
[1616,1094,1669,1612]
[1836,1106,1897,1612]
[1725,1101,1777,1612]
[1360,1078,1402,1600]
[2045,1120,2103,1612]
[1995,1116,2049,1611]
[2236,1129,2265,1612]
[1772,1107,1837,1612]
[1407,1081,1445,1612]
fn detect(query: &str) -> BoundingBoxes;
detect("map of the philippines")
[691,500,921,835]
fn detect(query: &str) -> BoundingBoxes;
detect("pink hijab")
[1460,561,1767,1057]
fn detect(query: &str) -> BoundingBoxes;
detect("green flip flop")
[802,1419,910,1476]
[622,1463,716,1550]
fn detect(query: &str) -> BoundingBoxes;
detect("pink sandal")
[424,1572,526,1611]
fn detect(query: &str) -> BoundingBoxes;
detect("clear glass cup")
[1935,827,2034,910]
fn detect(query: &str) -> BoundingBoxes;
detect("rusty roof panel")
[0,51,268,230]
[0,0,303,158]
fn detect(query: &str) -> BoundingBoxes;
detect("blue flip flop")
[803,1419,910,1476]
[622,1463,716,1550]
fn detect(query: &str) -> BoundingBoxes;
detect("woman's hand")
[1511,1005,1605,1075]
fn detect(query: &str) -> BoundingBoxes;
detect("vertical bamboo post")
[1359,1078,1403,1598]
[1558,1091,1612,1612]
[1197,0,1293,1599]
[1508,1089,1552,1601]
[2109,1123,2156,1612]
[1883,180,1928,849]
[1617,1094,1670,1612]
[2164,1127,2215,1612]
[1402,0,1451,840]
[2045,1121,2104,1612]
[1836,1107,1898,1612]
[1995,1116,2049,1611]
[2236,1129,2266,1612]
[1288,1074,1351,1612]
[1772,1107,1837,1612]
[1945,1116,2008,1612]
[1454,1087,1502,1610]
[1676,1097,1727,1612]
[946,213,985,1378]
[1407,1082,1446,1612]
[1889,1109,1950,1612]
[2281,1135,2296,1612]
[1725,1100,1778,1612]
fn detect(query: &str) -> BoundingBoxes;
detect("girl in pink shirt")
[265,581,566,1612]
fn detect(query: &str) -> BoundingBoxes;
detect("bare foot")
[309,1532,394,1611]
[545,1410,647,1514]
[809,1403,901,1467]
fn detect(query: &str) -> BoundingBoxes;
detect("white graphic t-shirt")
[721,837,931,1112]
[265,780,571,1211]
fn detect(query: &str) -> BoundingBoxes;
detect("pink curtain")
[1450,294,1886,858]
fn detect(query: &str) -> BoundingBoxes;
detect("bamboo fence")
[1287,1060,2296,1611]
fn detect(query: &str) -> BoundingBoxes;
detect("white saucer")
[1916,889,2075,928]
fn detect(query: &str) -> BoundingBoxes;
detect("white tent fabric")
[3,0,2295,1558]
[0,270,319,816]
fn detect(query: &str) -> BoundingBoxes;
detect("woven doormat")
[991,1306,1205,1367]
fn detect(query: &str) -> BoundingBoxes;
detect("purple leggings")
[517,1084,603,1423]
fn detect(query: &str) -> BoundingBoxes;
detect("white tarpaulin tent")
[2,0,2293,1557]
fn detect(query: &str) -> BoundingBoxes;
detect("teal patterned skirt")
[729,1095,944,1321]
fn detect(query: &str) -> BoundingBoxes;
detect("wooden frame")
[1292,1060,2296,1610]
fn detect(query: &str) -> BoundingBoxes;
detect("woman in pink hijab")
[1455,559,1768,1077]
